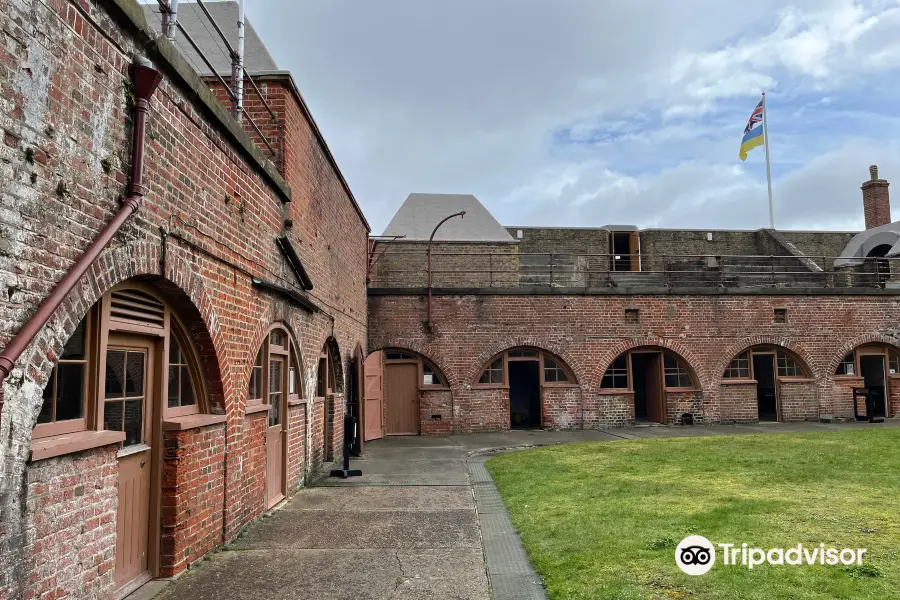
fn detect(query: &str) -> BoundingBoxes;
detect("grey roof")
[382,194,516,242]
[142,1,278,75]
[834,221,900,267]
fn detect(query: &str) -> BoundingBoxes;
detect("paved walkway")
[152,421,897,600]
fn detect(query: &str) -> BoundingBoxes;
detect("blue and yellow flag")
[739,99,764,161]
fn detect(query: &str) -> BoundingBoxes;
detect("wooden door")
[266,355,286,508]
[385,362,419,435]
[645,353,665,423]
[629,231,641,272]
[364,351,385,440]
[106,335,155,594]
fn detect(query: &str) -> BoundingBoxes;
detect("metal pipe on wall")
[426,211,465,332]
[232,0,245,121]
[0,56,162,419]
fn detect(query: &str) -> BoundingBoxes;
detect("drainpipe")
[0,56,162,419]
[426,211,465,332]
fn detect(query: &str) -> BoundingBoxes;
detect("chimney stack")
[862,164,891,229]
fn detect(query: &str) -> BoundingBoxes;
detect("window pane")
[104,400,123,432]
[724,352,750,379]
[386,351,413,360]
[105,350,126,398]
[180,366,196,406]
[270,330,285,348]
[317,358,326,396]
[125,351,145,397]
[168,365,180,408]
[249,367,262,400]
[289,366,296,395]
[889,352,899,375]
[270,360,283,394]
[601,355,629,389]
[836,353,856,376]
[55,363,85,420]
[169,336,181,364]
[776,351,803,377]
[509,350,538,358]
[61,318,87,360]
[269,394,281,427]
[123,399,143,446]
[38,374,54,424]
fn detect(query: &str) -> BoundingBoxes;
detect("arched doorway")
[475,348,577,429]
[599,347,698,424]
[33,280,215,596]
[315,339,342,459]
[248,325,304,508]
[835,344,900,419]
[722,345,810,421]
[381,349,448,435]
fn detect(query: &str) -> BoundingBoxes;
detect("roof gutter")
[0,56,162,420]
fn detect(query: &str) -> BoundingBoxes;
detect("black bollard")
[330,414,363,478]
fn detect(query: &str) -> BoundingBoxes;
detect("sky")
[244,0,900,233]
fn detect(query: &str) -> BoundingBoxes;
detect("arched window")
[835,345,900,377]
[474,348,576,386]
[248,325,304,412]
[600,349,697,390]
[34,282,211,444]
[723,347,809,379]
[383,348,448,388]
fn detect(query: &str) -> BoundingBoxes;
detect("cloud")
[244,0,900,234]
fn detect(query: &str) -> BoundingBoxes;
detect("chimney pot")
[862,165,891,229]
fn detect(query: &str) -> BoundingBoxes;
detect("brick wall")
[369,293,900,432]
[23,447,118,599]
[420,389,453,435]
[160,424,226,576]
[541,387,582,429]
[0,0,368,596]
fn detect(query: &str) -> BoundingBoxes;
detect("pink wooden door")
[364,351,384,441]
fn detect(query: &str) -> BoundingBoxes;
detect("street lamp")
[426,211,466,331]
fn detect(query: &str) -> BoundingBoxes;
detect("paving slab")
[156,548,489,600]
[286,486,475,511]
[229,509,482,550]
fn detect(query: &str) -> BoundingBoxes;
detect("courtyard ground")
[487,427,900,600]
[140,421,898,600]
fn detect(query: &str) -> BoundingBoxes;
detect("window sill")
[245,403,271,415]
[163,413,228,431]
[597,388,634,395]
[541,383,580,389]
[287,396,306,406]
[30,430,126,462]
[419,386,451,392]
[777,377,817,383]
[834,375,864,381]
[721,379,757,385]
[664,387,700,393]
[472,384,508,390]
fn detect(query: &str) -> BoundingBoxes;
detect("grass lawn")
[485,429,900,600]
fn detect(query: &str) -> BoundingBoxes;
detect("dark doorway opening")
[753,354,778,421]
[348,358,362,456]
[860,354,887,418]
[631,352,664,423]
[610,232,636,272]
[509,361,541,429]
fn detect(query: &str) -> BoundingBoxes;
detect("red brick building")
[0,1,368,597]
[365,183,900,438]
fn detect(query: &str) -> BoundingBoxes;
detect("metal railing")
[367,251,900,290]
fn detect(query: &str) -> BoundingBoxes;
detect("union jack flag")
[744,101,763,134]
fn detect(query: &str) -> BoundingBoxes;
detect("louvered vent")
[110,289,165,328]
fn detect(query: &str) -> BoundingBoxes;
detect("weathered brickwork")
[420,389,453,435]
[369,293,900,433]
[160,424,225,576]
[0,0,368,597]
[23,447,118,599]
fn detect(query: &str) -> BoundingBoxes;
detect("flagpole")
[762,91,775,229]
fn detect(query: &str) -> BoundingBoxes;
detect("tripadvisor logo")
[675,536,867,575]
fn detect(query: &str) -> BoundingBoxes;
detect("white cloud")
[247,0,900,234]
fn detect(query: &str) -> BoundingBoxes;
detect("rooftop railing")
[367,251,900,291]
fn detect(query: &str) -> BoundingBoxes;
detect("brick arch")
[10,242,227,417]
[712,336,816,385]
[372,344,453,389]
[824,332,900,381]
[588,337,707,393]
[464,337,587,389]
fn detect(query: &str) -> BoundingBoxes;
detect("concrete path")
[152,421,898,600]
